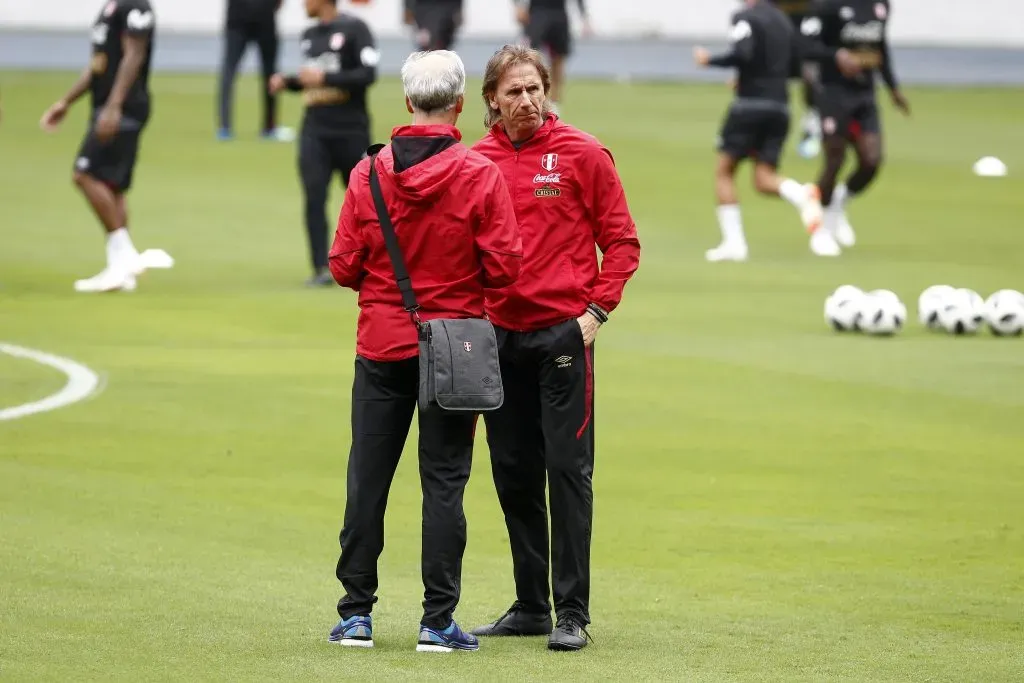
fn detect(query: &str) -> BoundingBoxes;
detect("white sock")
[830,184,848,210]
[106,228,138,268]
[716,204,745,246]
[778,178,807,209]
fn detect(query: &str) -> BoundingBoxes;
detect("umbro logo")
[555,355,573,368]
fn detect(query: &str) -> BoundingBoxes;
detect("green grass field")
[2,71,1023,681]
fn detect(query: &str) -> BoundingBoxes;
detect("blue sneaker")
[416,621,479,653]
[216,128,234,142]
[328,615,373,648]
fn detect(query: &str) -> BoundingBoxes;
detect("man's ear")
[455,95,465,114]
[405,96,414,114]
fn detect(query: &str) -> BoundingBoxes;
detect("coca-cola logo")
[533,173,561,184]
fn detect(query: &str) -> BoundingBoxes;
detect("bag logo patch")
[463,341,472,352]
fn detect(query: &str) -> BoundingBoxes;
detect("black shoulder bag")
[366,147,504,413]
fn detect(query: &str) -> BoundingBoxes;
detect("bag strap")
[367,144,421,324]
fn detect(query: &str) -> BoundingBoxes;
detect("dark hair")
[481,44,552,128]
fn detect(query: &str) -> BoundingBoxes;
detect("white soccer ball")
[824,285,865,332]
[936,288,985,335]
[858,290,906,336]
[984,289,1024,336]
[918,284,956,329]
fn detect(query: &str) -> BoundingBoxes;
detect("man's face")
[489,64,545,137]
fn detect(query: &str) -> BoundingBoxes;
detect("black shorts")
[818,88,881,140]
[527,10,571,58]
[74,121,144,192]
[718,103,791,168]
[414,6,459,50]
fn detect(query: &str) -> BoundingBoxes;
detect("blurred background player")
[404,0,464,51]
[270,0,379,287]
[801,0,910,253]
[695,0,826,262]
[218,0,294,142]
[515,0,592,113]
[775,0,823,158]
[40,0,173,293]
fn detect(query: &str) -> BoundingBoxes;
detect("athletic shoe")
[810,222,842,257]
[547,614,592,652]
[262,127,296,143]
[705,242,749,263]
[469,602,553,637]
[831,210,856,247]
[132,248,175,276]
[797,135,821,159]
[74,266,136,293]
[216,128,234,142]
[416,621,479,653]
[328,615,373,648]
[305,270,335,288]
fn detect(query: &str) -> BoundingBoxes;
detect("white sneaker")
[832,211,856,247]
[74,267,137,293]
[705,242,749,262]
[809,224,842,257]
[800,185,824,234]
[133,248,175,275]
[264,127,296,143]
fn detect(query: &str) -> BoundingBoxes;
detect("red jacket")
[329,124,522,362]
[472,115,641,332]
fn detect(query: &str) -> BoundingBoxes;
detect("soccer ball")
[858,289,906,336]
[824,285,865,331]
[918,284,956,329]
[936,288,985,335]
[984,289,1024,336]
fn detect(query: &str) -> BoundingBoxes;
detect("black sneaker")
[469,602,552,637]
[547,614,592,651]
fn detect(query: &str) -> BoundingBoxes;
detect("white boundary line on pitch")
[0,343,102,422]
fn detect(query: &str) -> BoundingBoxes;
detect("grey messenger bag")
[366,146,504,413]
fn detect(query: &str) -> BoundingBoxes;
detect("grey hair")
[401,50,466,115]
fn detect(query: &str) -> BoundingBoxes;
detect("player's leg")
[334,356,417,641]
[828,100,883,247]
[472,330,553,637]
[256,21,291,141]
[751,109,823,235]
[72,129,143,292]
[812,92,852,256]
[298,129,333,286]
[547,14,572,111]
[416,402,476,636]
[797,63,823,159]
[217,24,249,139]
[707,107,750,262]
[534,320,595,651]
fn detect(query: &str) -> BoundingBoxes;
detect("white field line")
[0,343,102,421]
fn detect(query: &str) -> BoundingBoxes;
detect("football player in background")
[515,0,592,113]
[218,0,294,142]
[695,0,828,262]
[801,0,910,253]
[40,0,173,293]
[270,0,379,287]
[404,0,464,51]
[775,0,824,158]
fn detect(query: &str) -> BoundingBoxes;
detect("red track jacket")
[329,124,522,362]
[472,115,641,332]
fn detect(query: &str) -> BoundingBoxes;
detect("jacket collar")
[392,124,463,141]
